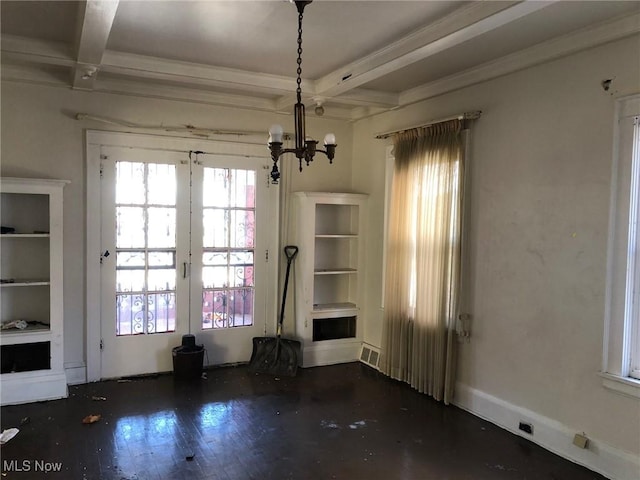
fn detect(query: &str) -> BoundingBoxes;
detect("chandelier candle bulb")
[269,124,284,144]
[324,133,336,146]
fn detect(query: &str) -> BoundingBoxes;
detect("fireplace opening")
[313,316,356,341]
[1,341,51,373]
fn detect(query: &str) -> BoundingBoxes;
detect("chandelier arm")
[314,148,335,163]
[270,147,334,160]
[278,148,300,156]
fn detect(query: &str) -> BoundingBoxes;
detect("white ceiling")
[2,1,639,120]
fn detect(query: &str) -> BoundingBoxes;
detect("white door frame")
[85,130,279,382]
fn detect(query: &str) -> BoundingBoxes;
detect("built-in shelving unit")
[1,177,69,405]
[292,192,368,367]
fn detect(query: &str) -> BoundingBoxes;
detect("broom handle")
[278,246,299,337]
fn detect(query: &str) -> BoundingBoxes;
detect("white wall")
[352,34,640,473]
[0,82,353,378]
[3,30,639,479]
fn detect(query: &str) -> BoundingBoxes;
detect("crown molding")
[1,35,75,67]
[95,75,278,112]
[399,11,640,107]
[1,63,69,87]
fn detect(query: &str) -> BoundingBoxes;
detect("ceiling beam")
[72,0,120,90]
[100,50,308,96]
[314,0,556,98]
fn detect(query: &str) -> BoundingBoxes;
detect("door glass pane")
[114,161,177,336]
[147,293,176,333]
[232,266,254,288]
[148,207,176,248]
[117,251,145,267]
[203,168,229,207]
[203,209,227,248]
[116,207,145,248]
[230,251,253,265]
[116,162,145,205]
[202,167,256,329]
[117,269,145,293]
[230,210,255,248]
[147,164,176,205]
[228,288,254,327]
[231,169,255,208]
[148,269,176,291]
[148,251,175,267]
[203,252,228,266]
[116,294,145,335]
[202,290,228,329]
[202,266,228,289]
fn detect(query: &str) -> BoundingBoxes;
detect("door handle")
[183,262,189,279]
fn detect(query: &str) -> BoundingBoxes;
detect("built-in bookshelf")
[1,177,69,405]
[292,192,368,367]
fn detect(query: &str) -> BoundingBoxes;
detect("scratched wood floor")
[1,362,606,480]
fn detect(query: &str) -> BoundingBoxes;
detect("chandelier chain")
[296,10,303,103]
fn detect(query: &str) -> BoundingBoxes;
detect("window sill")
[600,372,640,399]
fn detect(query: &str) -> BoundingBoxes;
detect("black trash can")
[172,344,204,381]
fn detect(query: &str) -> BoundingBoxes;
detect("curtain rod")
[374,110,482,139]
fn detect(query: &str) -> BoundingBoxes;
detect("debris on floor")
[20,416,30,425]
[349,420,367,430]
[320,420,340,429]
[82,414,101,424]
[185,454,195,461]
[91,396,107,401]
[0,428,19,445]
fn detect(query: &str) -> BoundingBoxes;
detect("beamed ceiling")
[2,1,639,121]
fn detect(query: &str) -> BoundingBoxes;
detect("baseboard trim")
[453,383,639,480]
[64,362,87,385]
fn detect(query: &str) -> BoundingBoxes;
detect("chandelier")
[268,0,336,184]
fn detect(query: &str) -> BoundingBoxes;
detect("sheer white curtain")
[380,119,464,405]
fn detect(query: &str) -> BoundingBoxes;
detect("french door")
[100,146,275,378]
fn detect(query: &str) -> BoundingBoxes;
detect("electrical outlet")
[519,422,533,435]
[573,433,589,449]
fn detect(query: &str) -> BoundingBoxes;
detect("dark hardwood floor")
[1,363,606,479]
